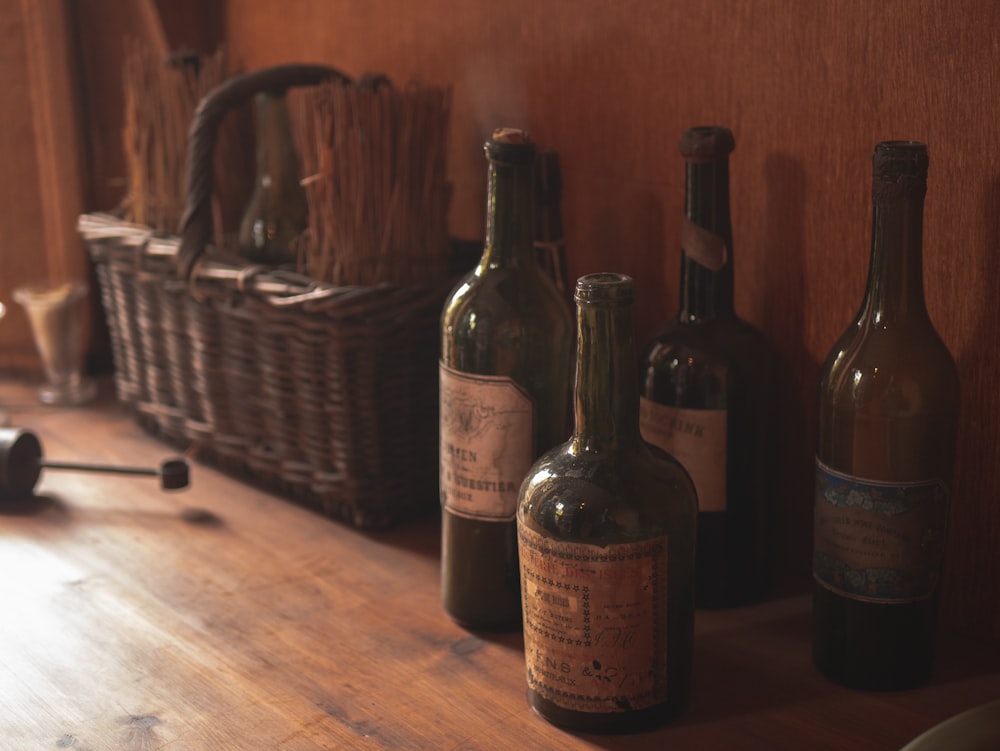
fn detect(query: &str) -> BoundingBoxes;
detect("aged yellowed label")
[517,524,669,713]
[813,459,948,603]
[439,364,534,521]
[639,397,727,512]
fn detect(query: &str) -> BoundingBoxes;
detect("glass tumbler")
[13,280,98,406]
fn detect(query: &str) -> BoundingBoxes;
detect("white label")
[439,363,534,521]
[639,397,727,512]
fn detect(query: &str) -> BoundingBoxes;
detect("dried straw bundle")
[121,45,249,243]
[291,79,452,286]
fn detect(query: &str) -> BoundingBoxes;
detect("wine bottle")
[533,149,571,300]
[439,128,573,630]
[517,273,697,732]
[639,126,774,608]
[813,141,959,690]
[238,91,309,265]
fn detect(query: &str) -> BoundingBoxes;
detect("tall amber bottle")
[439,129,573,630]
[813,141,959,690]
[639,126,774,608]
[517,273,697,732]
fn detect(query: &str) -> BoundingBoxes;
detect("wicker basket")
[78,64,449,528]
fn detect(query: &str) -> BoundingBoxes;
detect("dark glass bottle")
[439,129,573,631]
[533,150,571,300]
[517,273,697,733]
[813,141,959,690]
[237,91,309,265]
[639,126,774,608]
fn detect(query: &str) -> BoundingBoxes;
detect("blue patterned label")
[813,459,948,603]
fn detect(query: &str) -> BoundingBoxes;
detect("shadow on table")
[682,606,828,722]
[363,513,442,560]
[0,492,70,519]
[1,488,228,535]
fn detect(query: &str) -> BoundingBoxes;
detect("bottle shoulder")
[441,265,574,385]
[643,315,771,365]
[641,315,774,408]
[518,441,698,541]
[819,318,959,413]
[442,265,572,327]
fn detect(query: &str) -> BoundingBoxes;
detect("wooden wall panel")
[0,3,50,369]
[210,0,1000,638]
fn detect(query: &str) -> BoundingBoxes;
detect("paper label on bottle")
[681,217,728,272]
[639,397,727,512]
[517,524,669,713]
[439,364,534,521]
[813,459,948,603]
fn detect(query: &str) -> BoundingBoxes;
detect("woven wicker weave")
[78,64,448,528]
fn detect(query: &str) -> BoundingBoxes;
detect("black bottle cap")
[679,126,735,163]
[485,128,536,165]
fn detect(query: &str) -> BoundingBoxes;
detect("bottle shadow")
[761,152,819,598]
[941,174,1000,645]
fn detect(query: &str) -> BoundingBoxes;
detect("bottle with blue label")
[813,141,960,690]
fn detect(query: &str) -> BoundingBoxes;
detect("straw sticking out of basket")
[121,44,249,243]
[83,64,453,529]
[290,79,452,286]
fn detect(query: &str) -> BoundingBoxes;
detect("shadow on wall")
[762,152,819,597]
[629,190,669,339]
[944,175,1000,638]
[585,185,670,341]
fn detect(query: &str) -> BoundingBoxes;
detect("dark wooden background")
[4,0,997,639]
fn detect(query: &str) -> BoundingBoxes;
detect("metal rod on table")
[37,460,159,477]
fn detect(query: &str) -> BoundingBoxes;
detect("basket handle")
[176,63,350,279]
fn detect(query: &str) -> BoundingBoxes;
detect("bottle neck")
[678,158,734,320]
[860,189,928,327]
[254,93,299,189]
[482,159,535,269]
[533,151,569,295]
[572,298,640,452]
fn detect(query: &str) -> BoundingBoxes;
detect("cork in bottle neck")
[485,128,536,165]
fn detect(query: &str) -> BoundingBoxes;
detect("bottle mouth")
[485,128,536,164]
[574,273,634,305]
[873,141,928,180]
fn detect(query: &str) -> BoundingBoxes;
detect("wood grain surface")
[1,378,998,750]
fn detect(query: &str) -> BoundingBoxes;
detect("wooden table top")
[1,378,997,750]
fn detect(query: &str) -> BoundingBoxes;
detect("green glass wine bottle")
[639,126,774,608]
[439,128,573,631]
[813,141,960,690]
[517,273,697,732]
[237,91,309,265]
